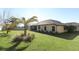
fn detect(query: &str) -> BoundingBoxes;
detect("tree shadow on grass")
[0,32,33,51]
[0,42,30,51]
[16,44,30,51]
[6,41,22,51]
[6,41,30,51]
[34,31,79,40]
[0,46,5,51]
[0,33,9,37]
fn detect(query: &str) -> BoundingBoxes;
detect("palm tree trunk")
[24,28,27,35]
[6,28,9,34]
[7,30,9,34]
[24,24,27,36]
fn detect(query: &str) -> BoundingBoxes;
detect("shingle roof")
[36,19,64,25]
[28,19,65,26]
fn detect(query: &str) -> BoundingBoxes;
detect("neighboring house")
[0,23,6,31]
[29,19,65,33]
[14,23,24,30]
[0,26,3,30]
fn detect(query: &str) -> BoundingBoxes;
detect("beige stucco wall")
[30,24,79,33]
[45,25,52,32]
[37,25,44,31]
[37,25,65,33]
[46,25,56,32]
[56,26,65,33]
[37,25,56,32]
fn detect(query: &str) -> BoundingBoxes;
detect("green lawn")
[0,30,79,51]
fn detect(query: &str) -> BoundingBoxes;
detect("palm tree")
[22,16,38,35]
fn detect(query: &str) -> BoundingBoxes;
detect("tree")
[22,16,38,35]
[3,21,10,34]
[3,16,21,34]
[12,16,37,43]
[9,16,21,29]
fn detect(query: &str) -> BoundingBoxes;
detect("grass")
[0,30,79,51]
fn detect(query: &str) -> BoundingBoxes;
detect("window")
[38,25,40,29]
[31,26,37,30]
[52,26,55,31]
[44,26,46,31]
[64,26,67,30]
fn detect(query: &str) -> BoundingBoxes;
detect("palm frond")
[26,16,38,24]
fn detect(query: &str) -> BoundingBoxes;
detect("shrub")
[12,33,35,43]
[11,35,23,43]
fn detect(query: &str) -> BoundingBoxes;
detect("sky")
[0,8,79,23]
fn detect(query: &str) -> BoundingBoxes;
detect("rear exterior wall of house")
[33,24,65,33]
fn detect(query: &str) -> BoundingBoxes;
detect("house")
[29,19,79,33]
[29,19,65,33]
[15,23,24,30]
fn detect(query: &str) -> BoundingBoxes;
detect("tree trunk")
[6,28,10,34]
[24,24,27,36]
[6,29,9,34]
[6,31,8,34]
[24,28,27,35]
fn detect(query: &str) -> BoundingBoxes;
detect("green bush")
[12,33,35,43]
